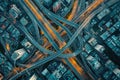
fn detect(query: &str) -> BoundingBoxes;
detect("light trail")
[67,0,79,21]
[75,0,104,23]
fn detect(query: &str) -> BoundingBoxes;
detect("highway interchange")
[0,0,119,80]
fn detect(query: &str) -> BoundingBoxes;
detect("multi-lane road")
[9,0,120,80]
[23,0,85,79]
